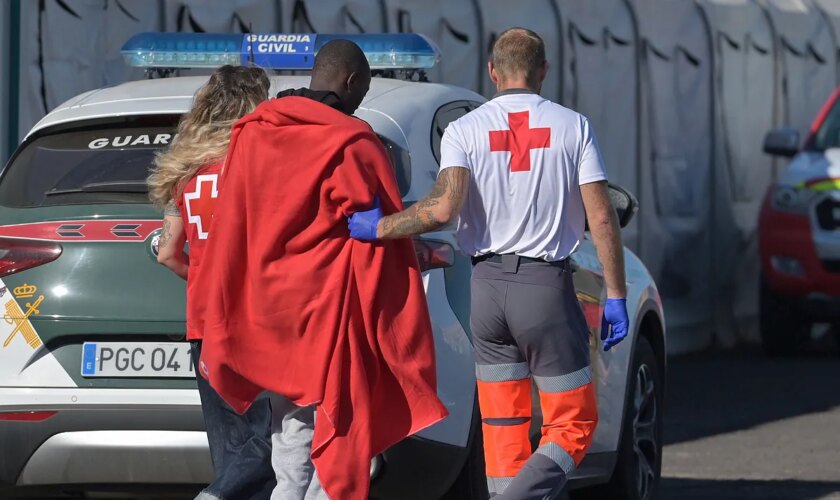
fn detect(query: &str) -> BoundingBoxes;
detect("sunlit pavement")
[660,337,840,500]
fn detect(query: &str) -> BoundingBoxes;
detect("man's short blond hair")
[490,28,546,87]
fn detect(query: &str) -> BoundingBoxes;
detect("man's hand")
[601,298,629,351]
[348,197,383,241]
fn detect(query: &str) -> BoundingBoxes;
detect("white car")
[0,33,666,500]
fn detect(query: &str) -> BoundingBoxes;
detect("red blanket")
[192,96,448,499]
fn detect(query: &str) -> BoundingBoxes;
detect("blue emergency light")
[121,32,440,71]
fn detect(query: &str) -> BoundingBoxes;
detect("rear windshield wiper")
[45,181,148,196]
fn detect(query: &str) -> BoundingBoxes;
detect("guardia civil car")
[761,87,840,356]
[0,33,666,500]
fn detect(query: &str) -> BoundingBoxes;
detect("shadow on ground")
[664,336,840,446]
[659,478,840,499]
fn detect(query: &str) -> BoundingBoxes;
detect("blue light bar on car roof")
[121,32,440,70]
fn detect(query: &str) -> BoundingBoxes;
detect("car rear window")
[0,117,410,208]
[0,121,176,208]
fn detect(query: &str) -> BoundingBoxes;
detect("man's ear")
[346,71,358,91]
[539,60,548,84]
[489,61,500,86]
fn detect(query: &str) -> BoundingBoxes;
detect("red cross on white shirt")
[184,174,219,240]
[489,110,551,172]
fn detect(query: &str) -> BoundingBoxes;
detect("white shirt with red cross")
[439,91,608,262]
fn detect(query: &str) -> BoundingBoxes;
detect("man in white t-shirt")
[348,28,629,499]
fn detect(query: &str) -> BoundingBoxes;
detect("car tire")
[573,336,663,500]
[440,409,489,500]
[760,280,808,356]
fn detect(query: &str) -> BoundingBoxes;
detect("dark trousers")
[471,257,598,499]
[191,341,275,500]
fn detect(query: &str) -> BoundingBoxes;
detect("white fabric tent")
[631,0,714,352]
[382,0,483,91]
[279,0,386,34]
[555,0,640,251]
[163,0,280,33]
[698,0,778,346]
[475,0,563,101]
[19,0,159,139]
[815,0,840,82]
[759,0,837,138]
[160,1,281,79]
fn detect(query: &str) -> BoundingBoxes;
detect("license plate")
[81,342,194,378]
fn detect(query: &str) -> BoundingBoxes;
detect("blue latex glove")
[348,196,383,241]
[601,298,629,351]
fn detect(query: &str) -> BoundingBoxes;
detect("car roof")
[27,75,483,139]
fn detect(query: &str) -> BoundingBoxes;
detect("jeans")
[192,341,275,500]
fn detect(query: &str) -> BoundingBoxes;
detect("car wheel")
[440,408,488,500]
[760,280,808,356]
[573,336,663,500]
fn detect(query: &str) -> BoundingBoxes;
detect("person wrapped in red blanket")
[191,40,448,500]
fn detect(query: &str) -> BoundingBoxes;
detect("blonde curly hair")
[148,65,270,209]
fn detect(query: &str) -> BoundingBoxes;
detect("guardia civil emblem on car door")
[2,283,45,350]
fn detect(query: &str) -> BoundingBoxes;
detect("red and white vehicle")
[760,87,840,354]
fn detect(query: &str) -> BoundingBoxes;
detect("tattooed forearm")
[159,218,173,249]
[156,216,189,280]
[379,199,440,237]
[377,167,469,239]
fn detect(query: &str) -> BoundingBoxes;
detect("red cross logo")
[184,174,219,240]
[489,111,551,172]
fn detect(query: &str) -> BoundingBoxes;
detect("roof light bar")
[121,32,440,71]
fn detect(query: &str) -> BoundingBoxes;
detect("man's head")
[309,40,371,115]
[489,28,547,93]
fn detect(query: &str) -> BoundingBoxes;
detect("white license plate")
[81,342,194,378]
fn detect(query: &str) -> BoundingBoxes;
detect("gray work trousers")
[269,393,329,500]
[471,256,597,500]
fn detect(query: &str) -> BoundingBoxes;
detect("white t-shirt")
[440,91,608,261]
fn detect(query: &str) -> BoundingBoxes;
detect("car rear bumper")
[16,430,211,486]
[0,387,208,487]
[0,387,471,498]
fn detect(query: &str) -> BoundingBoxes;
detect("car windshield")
[812,99,840,151]
[0,117,410,207]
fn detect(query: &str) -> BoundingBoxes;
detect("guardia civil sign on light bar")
[121,32,440,71]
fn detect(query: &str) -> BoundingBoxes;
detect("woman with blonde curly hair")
[148,64,273,500]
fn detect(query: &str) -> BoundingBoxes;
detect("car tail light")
[0,237,62,277]
[414,239,455,272]
[0,411,58,422]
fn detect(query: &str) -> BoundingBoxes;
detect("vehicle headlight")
[771,185,809,213]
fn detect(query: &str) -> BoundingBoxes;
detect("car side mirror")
[763,128,800,158]
[608,183,639,228]
[585,183,639,232]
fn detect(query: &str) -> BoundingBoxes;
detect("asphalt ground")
[659,333,840,500]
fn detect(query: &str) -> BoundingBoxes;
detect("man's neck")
[278,87,346,114]
[496,80,539,94]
